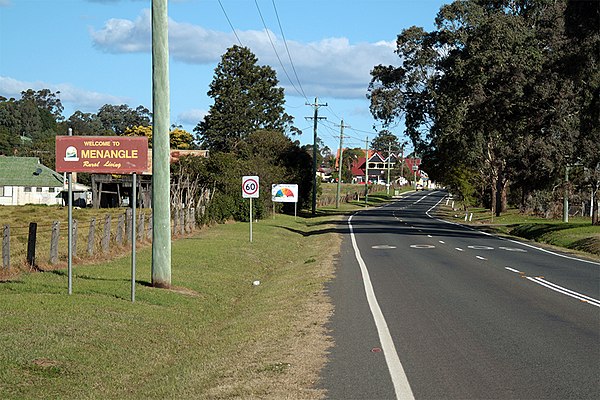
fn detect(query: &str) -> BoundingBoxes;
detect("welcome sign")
[55,136,148,174]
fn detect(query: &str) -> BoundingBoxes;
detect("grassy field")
[0,205,147,274]
[0,206,351,399]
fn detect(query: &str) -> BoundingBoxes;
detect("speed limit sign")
[242,176,259,198]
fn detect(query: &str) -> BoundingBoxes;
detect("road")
[321,190,600,399]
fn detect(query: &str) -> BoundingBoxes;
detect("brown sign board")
[55,136,149,174]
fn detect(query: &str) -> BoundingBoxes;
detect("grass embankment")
[0,209,348,399]
[435,201,600,257]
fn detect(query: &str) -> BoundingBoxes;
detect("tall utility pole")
[386,141,392,196]
[305,97,327,215]
[365,136,369,205]
[151,0,171,288]
[335,119,350,208]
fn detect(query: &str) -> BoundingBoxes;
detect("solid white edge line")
[527,277,600,307]
[348,214,415,400]
[533,277,600,305]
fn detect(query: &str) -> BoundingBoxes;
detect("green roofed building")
[0,156,64,206]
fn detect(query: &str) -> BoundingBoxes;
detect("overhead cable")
[271,0,308,101]
[217,0,243,46]
[254,0,305,99]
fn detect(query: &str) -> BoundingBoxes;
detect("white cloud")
[89,10,399,100]
[176,108,207,126]
[0,76,130,113]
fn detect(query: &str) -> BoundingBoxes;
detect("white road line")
[439,240,445,244]
[348,214,415,399]
[427,235,432,238]
[505,267,522,274]
[527,277,600,307]
[455,248,464,252]
[476,256,487,260]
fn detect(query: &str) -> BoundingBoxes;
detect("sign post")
[56,135,148,299]
[242,176,259,242]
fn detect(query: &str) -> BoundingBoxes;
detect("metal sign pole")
[131,172,137,302]
[249,197,253,243]
[67,127,73,295]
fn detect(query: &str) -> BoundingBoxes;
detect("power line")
[254,0,305,99]
[217,0,243,46]
[271,0,308,101]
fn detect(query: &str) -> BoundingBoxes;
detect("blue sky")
[0,0,448,152]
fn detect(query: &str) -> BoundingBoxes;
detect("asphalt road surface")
[321,190,599,400]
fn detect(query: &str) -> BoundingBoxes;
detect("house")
[0,156,64,206]
[346,150,409,184]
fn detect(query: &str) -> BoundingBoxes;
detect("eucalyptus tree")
[368,0,591,216]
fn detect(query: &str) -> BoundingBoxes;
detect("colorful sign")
[55,136,148,173]
[242,176,260,198]
[272,184,298,203]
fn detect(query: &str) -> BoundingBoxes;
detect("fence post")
[27,222,37,267]
[2,225,9,270]
[116,214,125,246]
[49,221,60,265]
[102,215,111,254]
[87,217,96,256]
[125,209,132,243]
[137,212,145,241]
[180,209,185,235]
[147,213,153,240]
[72,219,78,259]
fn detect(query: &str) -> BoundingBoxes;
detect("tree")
[125,125,195,149]
[20,89,64,122]
[195,45,292,153]
[371,129,401,153]
[97,104,151,136]
[369,0,595,218]
[63,111,104,136]
[340,147,364,183]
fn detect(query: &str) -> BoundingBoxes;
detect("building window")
[24,187,32,192]
[36,187,43,193]
[49,187,55,193]
[2,186,12,197]
[0,187,3,196]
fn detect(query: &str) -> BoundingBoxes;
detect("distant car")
[416,183,424,191]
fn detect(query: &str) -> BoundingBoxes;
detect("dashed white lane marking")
[348,214,415,399]
[505,267,522,273]
[410,244,436,249]
[499,246,527,252]
[468,245,494,250]
[372,245,397,249]
[476,256,487,260]
[427,235,433,238]
[438,240,445,244]
[455,248,464,252]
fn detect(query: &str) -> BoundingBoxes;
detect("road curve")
[321,190,599,399]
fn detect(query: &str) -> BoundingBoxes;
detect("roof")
[0,156,64,187]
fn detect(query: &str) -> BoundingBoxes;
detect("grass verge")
[0,210,344,399]
[435,201,600,258]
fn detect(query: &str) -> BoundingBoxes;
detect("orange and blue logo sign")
[272,184,298,203]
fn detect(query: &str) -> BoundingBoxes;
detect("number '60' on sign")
[242,176,259,198]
